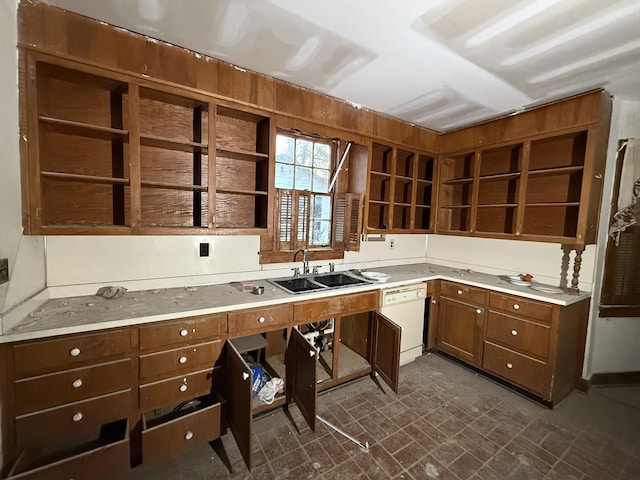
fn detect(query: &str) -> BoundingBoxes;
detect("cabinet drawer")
[140,340,222,382]
[7,419,129,480]
[13,330,132,379]
[142,401,221,464]
[489,292,552,322]
[486,312,550,359]
[139,314,226,350]
[14,358,132,415]
[14,389,131,447]
[440,281,486,305]
[228,304,293,335]
[482,341,546,395]
[294,291,377,323]
[139,367,219,412]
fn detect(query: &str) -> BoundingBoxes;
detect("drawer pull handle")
[69,348,81,357]
[242,372,250,381]
[510,329,518,336]
[185,431,194,441]
[72,412,83,422]
[506,362,513,369]
[513,304,520,310]
[258,316,266,323]
[310,350,315,358]
[475,308,482,314]
[179,356,188,364]
[72,379,83,388]
[179,384,188,392]
[457,289,463,295]
[179,329,188,337]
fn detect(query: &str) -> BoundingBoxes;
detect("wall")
[44,234,428,298]
[426,235,595,291]
[0,0,46,325]
[585,98,640,376]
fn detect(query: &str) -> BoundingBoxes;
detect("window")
[275,133,334,249]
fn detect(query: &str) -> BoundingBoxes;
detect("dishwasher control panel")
[381,285,427,307]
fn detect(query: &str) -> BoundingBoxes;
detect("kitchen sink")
[269,272,370,294]
[313,273,368,288]
[271,277,327,294]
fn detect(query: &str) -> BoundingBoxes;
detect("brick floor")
[132,354,640,480]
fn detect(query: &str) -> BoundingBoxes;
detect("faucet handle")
[312,265,319,275]
[291,267,300,277]
[329,262,335,273]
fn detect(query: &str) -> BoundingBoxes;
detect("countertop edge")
[0,265,591,343]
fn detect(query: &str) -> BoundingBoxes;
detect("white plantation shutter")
[277,190,293,250]
[333,193,363,251]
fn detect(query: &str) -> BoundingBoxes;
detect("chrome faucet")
[293,249,309,275]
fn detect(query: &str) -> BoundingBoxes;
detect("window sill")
[259,249,344,265]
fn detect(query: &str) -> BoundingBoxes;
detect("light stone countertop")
[0,262,590,343]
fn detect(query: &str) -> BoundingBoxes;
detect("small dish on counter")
[360,271,390,282]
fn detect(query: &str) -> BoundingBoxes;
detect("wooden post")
[567,245,585,295]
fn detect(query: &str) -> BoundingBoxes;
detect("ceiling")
[42,0,640,132]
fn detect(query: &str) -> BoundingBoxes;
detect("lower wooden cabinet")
[2,290,404,475]
[141,399,222,464]
[436,282,487,367]
[435,282,589,405]
[225,309,401,470]
[482,341,547,396]
[6,419,130,480]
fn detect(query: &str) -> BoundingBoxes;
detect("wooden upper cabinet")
[437,90,612,245]
[365,141,437,234]
[21,53,271,235]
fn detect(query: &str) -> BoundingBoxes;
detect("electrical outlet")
[0,258,8,284]
[389,239,395,249]
[199,243,209,257]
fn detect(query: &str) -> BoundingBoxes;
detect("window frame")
[260,128,355,265]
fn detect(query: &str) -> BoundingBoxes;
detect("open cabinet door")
[371,311,401,393]
[285,328,318,431]
[225,341,253,470]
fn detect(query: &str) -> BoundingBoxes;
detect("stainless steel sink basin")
[313,272,368,288]
[268,272,370,294]
[271,277,327,294]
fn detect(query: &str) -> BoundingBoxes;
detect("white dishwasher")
[379,283,427,366]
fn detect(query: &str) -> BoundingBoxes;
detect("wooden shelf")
[140,181,207,192]
[394,202,411,208]
[477,203,517,208]
[442,177,474,185]
[370,171,391,179]
[39,116,128,141]
[528,166,584,177]
[41,171,129,185]
[441,204,471,209]
[395,175,413,183]
[216,148,268,162]
[368,200,390,206]
[140,134,208,154]
[478,172,521,181]
[524,202,581,207]
[216,188,268,196]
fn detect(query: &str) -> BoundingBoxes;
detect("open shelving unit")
[214,106,270,230]
[437,129,594,243]
[366,142,436,233]
[24,54,271,235]
[35,62,131,229]
[138,87,211,229]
